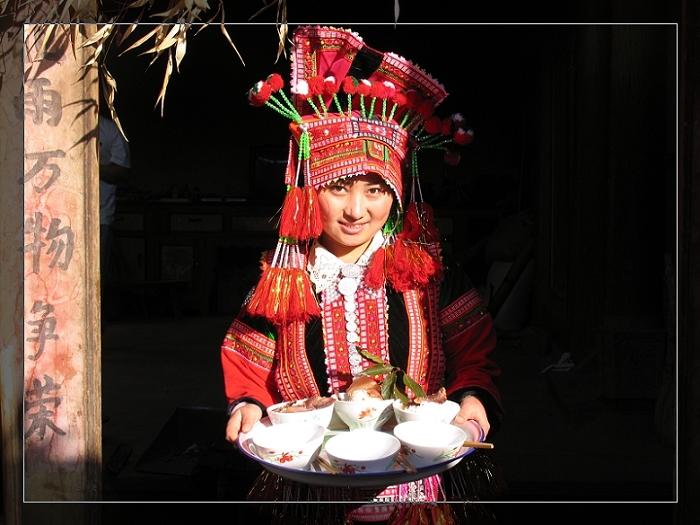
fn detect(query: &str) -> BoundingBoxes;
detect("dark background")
[86,0,694,524]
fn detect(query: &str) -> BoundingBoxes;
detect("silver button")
[338,277,358,296]
[341,263,362,278]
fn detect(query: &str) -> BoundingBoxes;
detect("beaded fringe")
[246,451,508,525]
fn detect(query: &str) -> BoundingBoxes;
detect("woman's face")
[317,173,395,263]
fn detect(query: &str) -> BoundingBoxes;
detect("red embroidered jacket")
[220,255,502,431]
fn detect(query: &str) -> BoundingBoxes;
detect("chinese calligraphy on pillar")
[22,24,101,501]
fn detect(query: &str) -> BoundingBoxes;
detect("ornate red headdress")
[245,26,474,324]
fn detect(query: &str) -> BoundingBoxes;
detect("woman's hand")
[453,395,490,437]
[225,403,263,444]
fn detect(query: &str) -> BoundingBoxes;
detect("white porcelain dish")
[392,399,461,425]
[324,430,401,473]
[332,396,394,431]
[250,422,324,470]
[266,397,336,428]
[238,417,483,488]
[392,420,467,468]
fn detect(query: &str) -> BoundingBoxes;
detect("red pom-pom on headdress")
[248,80,272,107]
[369,81,387,99]
[323,76,340,95]
[267,73,284,92]
[308,75,325,97]
[405,90,423,110]
[342,76,359,95]
[441,117,453,136]
[453,128,474,145]
[382,81,396,100]
[392,90,407,106]
[357,79,372,96]
[417,100,435,119]
[424,116,442,134]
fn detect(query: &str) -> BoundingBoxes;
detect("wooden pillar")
[0,16,28,525]
[22,23,102,507]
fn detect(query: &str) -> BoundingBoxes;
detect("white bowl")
[332,396,394,431]
[251,422,325,470]
[324,429,401,474]
[393,420,466,468]
[392,398,461,425]
[267,397,336,428]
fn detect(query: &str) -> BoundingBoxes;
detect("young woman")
[220,25,503,525]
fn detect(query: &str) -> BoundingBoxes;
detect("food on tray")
[393,388,461,424]
[345,376,383,401]
[271,396,335,413]
[411,387,448,406]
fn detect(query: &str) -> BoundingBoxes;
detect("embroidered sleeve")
[220,318,282,409]
[438,270,503,427]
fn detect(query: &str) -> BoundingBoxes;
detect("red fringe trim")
[364,246,386,289]
[385,240,444,292]
[247,266,320,325]
[279,186,303,239]
[401,202,441,243]
[302,185,324,240]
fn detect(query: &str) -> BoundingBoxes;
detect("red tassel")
[286,269,304,323]
[300,270,321,318]
[246,266,275,317]
[365,246,386,289]
[386,240,444,292]
[285,268,320,322]
[301,186,324,240]
[418,202,441,242]
[401,203,423,241]
[401,202,441,243]
[279,186,303,239]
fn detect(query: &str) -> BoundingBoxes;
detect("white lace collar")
[307,232,385,294]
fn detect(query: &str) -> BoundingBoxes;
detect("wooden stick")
[463,441,494,449]
[315,456,341,475]
[396,453,418,473]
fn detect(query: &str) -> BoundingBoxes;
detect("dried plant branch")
[2,0,296,120]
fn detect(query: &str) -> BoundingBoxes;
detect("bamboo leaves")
[357,348,427,404]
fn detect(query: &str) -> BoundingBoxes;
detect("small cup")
[393,420,466,468]
[251,422,324,470]
[267,397,336,428]
[332,397,394,431]
[392,398,461,425]
[324,429,401,474]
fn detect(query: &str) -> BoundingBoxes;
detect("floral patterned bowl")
[250,422,325,470]
[331,397,395,431]
[324,429,401,474]
[392,398,461,425]
[267,397,336,428]
[392,421,467,469]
